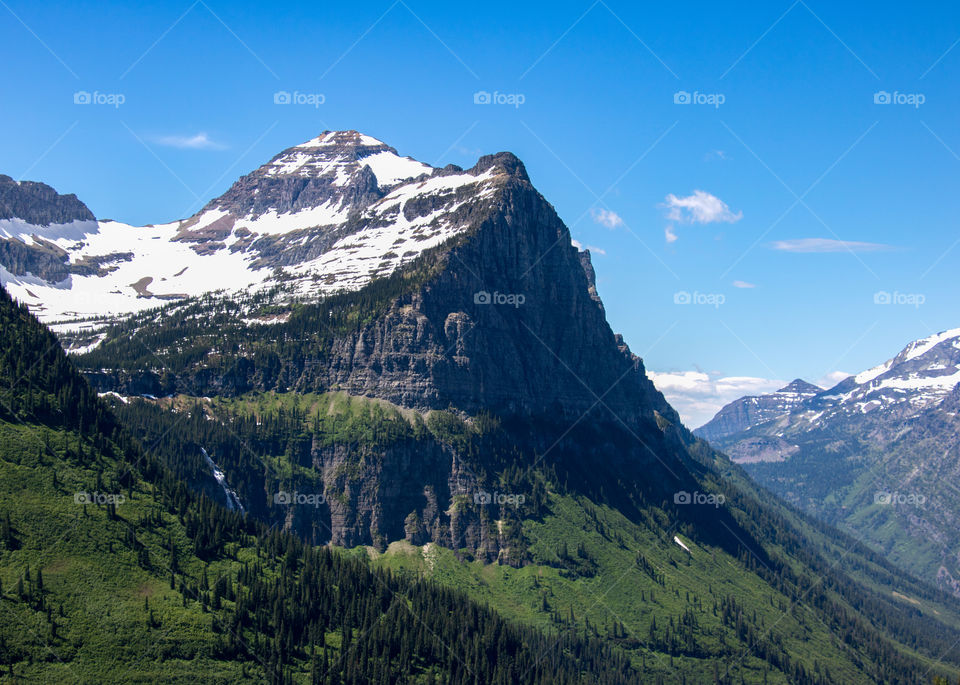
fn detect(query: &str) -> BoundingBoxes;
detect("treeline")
[73,238,454,394]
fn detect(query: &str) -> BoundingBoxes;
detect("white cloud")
[152,132,226,150]
[816,370,851,389]
[732,280,755,288]
[648,370,784,429]
[662,190,742,225]
[591,208,624,229]
[664,225,678,243]
[770,238,892,253]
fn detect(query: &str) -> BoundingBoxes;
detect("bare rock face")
[320,156,673,429]
[0,175,95,226]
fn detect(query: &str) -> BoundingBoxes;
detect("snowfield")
[0,132,506,336]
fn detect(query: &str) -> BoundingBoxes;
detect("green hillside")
[0,286,635,684]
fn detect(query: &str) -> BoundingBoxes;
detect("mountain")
[7,132,960,682]
[702,328,960,594]
[695,379,822,443]
[64,130,701,561]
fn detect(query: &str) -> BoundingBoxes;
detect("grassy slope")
[0,422,258,683]
[366,491,903,684]
[90,389,960,684]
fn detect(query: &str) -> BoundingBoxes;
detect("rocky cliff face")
[0,174,95,226]
[319,155,669,425]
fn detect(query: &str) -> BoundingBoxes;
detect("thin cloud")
[770,238,893,253]
[591,208,624,229]
[732,280,755,288]
[152,132,226,150]
[665,225,678,243]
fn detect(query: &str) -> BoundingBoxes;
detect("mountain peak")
[294,130,391,150]
[776,378,822,395]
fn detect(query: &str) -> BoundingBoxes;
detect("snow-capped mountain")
[694,378,821,442]
[701,328,960,593]
[0,131,503,338]
[701,328,960,455]
[818,327,960,415]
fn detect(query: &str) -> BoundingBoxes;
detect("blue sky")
[2,0,959,425]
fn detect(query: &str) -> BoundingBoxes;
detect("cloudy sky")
[2,0,958,428]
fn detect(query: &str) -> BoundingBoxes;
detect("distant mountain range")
[695,378,822,444]
[698,327,960,594]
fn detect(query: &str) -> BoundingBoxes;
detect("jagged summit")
[776,378,822,395]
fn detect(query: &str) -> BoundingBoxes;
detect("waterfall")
[200,447,245,513]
